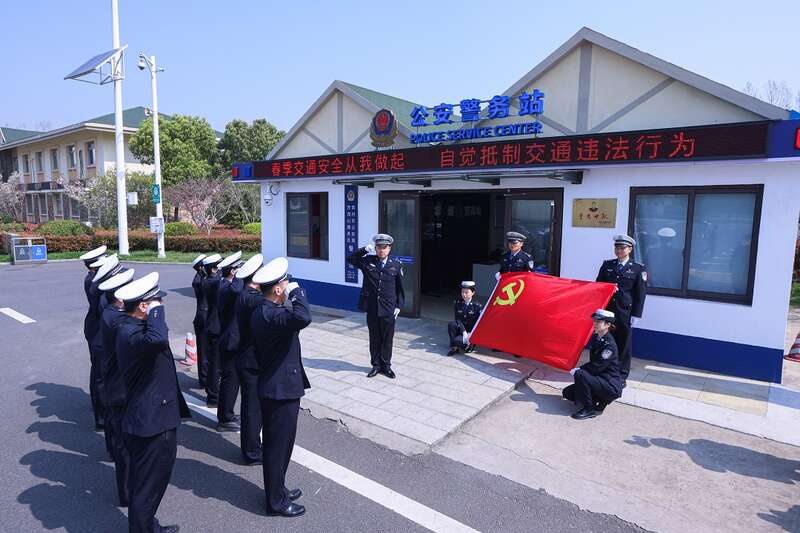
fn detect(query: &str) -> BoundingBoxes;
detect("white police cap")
[460,281,476,289]
[98,268,135,292]
[591,309,615,322]
[373,233,394,246]
[202,253,222,266]
[613,234,635,247]
[191,254,207,267]
[218,251,243,270]
[506,231,526,242]
[79,245,107,263]
[93,254,123,282]
[235,253,264,280]
[252,257,289,286]
[89,254,111,268]
[114,272,167,303]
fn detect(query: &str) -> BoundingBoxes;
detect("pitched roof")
[0,127,39,145]
[86,106,153,129]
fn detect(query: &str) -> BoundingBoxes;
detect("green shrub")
[36,220,93,236]
[164,221,198,236]
[241,222,261,235]
[44,231,260,253]
[0,222,25,233]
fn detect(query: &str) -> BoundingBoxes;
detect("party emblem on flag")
[493,279,525,306]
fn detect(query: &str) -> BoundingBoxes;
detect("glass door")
[380,192,420,317]
[505,189,563,276]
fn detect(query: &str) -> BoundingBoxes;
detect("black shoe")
[95,423,105,431]
[267,503,306,517]
[217,421,241,432]
[571,408,600,420]
[447,347,458,356]
[198,380,206,389]
[366,368,380,378]
[244,457,262,466]
[464,344,476,353]
[160,526,180,533]
[595,400,609,413]
[382,368,396,379]
[287,488,302,501]
[206,399,218,407]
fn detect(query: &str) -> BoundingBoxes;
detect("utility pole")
[111,0,129,255]
[139,52,165,258]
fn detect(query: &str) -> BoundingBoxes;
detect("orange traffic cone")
[180,332,197,366]
[785,330,800,362]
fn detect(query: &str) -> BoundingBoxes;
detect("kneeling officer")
[447,281,482,356]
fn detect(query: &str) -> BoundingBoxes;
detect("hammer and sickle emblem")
[493,279,525,306]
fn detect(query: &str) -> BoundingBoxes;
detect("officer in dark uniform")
[234,253,265,465]
[80,245,107,300]
[497,231,535,278]
[201,253,223,406]
[447,281,482,356]
[190,254,208,389]
[251,257,310,518]
[347,234,405,379]
[216,251,244,432]
[563,309,622,419]
[97,267,135,507]
[596,234,647,385]
[79,245,108,429]
[115,272,189,533]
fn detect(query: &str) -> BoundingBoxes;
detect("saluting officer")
[190,254,208,389]
[201,253,223,406]
[83,249,111,430]
[233,253,265,465]
[216,251,244,432]
[115,272,189,533]
[596,234,647,385]
[251,257,310,518]
[347,234,405,379]
[97,267,135,508]
[80,245,107,300]
[447,281,482,356]
[497,231,534,279]
[563,309,622,420]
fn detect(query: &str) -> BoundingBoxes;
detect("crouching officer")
[251,257,310,518]
[562,309,622,420]
[596,234,647,385]
[347,234,405,379]
[216,251,244,432]
[190,254,208,388]
[496,231,534,280]
[115,272,190,533]
[447,281,482,356]
[97,267,136,507]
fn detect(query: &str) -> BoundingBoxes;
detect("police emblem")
[601,349,613,359]
[347,189,356,202]
[370,109,398,148]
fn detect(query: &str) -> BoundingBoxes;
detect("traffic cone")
[180,332,197,366]
[785,331,800,362]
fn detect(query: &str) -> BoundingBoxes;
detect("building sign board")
[572,199,617,227]
[344,184,359,283]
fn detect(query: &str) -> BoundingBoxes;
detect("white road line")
[0,307,36,324]
[182,392,479,533]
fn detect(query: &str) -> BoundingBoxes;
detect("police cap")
[252,257,289,287]
[79,245,107,265]
[114,272,167,304]
[235,253,264,281]
[373,234,394,246]
[218,251,243,272]
[591,309,615,322]
[191,254,207,268]
[506,231,526,242]
[93,254,124,282]
[613,234,635,247]
[460,281,476,290]
[98,268,135,292]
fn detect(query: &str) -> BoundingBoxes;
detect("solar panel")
[64,45,127,81]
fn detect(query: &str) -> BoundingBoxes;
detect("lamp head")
[137,53,146,71]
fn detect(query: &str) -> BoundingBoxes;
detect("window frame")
[67,144,77,169]
[52,192,64,218]
[285,191,329,261]
[85,140,96,167]
[628,184,763,305]
[34,151,44,175]
[22,153,30,174]
[70,197,81,220]
[50,147,60,172]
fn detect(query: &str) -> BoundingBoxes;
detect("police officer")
[562,309,622,419]
[251,257,310,518]
[234,253,265,465]
[596,234,647,385]
[115,272,189,533]
[191,254,208,389]
[497,231,534,279]
[447,281,482,356]
[97,267,135,508]
[80,245,107,300]
[201,253,223,406]
[216,251,244,432]
[84,251,112,430]
[347,234,405,379]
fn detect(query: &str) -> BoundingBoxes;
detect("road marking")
[0,307,35,324]
[182,393,479,533]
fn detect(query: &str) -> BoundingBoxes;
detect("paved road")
[0,260,644,532]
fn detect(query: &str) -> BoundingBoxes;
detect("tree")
[0,172,25,221]
[164,177,234,234]
[129,114,219,187]
[224,183,261,227]
[743,80,796,109]
[218,118,285,170]
[59,171,157,229]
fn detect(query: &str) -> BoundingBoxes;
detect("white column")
[111,0,129,255]
[150,55,165,258]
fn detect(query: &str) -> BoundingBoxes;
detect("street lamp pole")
[111,0,129,255]
[139,52,165,258]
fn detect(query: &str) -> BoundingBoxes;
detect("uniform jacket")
[202,272,222,336]
[579,333,622,397]
[235,286,265,371]
[217,276,244,353]
[596,259,647,318]
[84,270,93,300]
[347,247,405,317]
[454,299,482,332]
[116,306,190,437]
[84,280,103,342]
[499,250,534,274]
[251,287,312,400]
[192,270,207,329]
[99,294,128,407]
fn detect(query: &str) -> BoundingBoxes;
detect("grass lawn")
[0,250,259,264]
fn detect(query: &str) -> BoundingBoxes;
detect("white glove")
[286,282,300,294]
[631,317,639,326]
[569,368,579,376]
[147,301,162,312]
[462,331,471,343]
[393,308,400,319]
[495,272,501,281]
[365,244,376,255]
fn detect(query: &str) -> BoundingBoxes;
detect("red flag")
[469,272,616,371]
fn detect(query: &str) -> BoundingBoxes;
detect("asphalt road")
[0,260,645,532]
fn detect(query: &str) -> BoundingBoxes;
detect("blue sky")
[3,1,798,132]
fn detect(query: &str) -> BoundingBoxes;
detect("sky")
[2,0,798,133]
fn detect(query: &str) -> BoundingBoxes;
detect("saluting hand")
[569,368,579,376]
[393,308,400,319]
[286,282,300,294]
[365,244,376,255]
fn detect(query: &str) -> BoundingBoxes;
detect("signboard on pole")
[151,183,161,204]
[149,216,164,234]
[344,184,358,283]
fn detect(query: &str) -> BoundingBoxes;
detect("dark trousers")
[366,313,395,369]
[447,321,467,349]
[236,363,262,463]
[194,322,207,388]
[88,345,105,427]
[562,371,617,409]
[218,350,240,424]
[612,314,633,381]
[106,405,130,506]
[205,334,220,402]
[125,429,177,533]
[260,398,300,512]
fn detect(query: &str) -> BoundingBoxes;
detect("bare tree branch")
[164,176,234,234]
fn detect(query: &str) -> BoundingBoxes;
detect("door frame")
[503,187,564,277]
[379,191,422,318]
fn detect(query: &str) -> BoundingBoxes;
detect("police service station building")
[234,27,800,383]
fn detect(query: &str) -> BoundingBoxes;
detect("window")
[35,151,43,173]
[12,154,18,173]
[53,193,64,218]
[25,195,34,221]
[630,185,762,304]
[286,192,329,260]
[22,154,30,174]
[70,198,81,220]
[67,145,77,168]
[86,141,96,166]
[38,194,49,221]
[50,148,60,171]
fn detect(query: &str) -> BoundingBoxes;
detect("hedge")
[164,221,198,236]
[36,220,93,236]
[21,230,260,253]
[242,222,261,235]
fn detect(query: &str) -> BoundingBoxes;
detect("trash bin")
[11,236,48,265]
